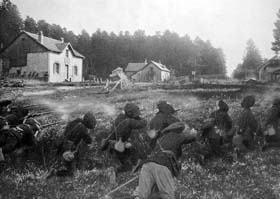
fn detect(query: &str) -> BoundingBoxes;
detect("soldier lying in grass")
[0,100,12,117]
[0,117,40,161]
[133,122,198,199]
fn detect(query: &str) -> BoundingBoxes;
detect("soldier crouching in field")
[149,101,180,150]
[101,103,147,174]
[210,100,234,145]
[133,122,197,199]
[45,112,96,178]
[262,97,280,151]
[232,95,258,154]
[191,100,234,165]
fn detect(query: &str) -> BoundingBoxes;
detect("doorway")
[65,65,69,80]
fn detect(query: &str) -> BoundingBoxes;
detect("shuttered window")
[53,63,60,74]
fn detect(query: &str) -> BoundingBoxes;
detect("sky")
[11,0,280,75]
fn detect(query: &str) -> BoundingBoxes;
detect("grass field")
[1,85,280,199]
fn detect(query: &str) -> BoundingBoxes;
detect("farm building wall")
[161,70,170,81]
[0,33,47,68]
[9,52,49,80]
[0,59,2,76]
[48,47,83,83]
[131,63,170,82]
[259,67,280,81]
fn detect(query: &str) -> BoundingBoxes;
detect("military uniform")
[195,101,233,163]
[135,122,197,199]
[0,100,12,117]
[149,101,180,150]
[0,123,35,156]
[262,98,280,150]
[47,112,96,178]
[233,96,258,152]
[7,104,29,124]
[209,100,233,144]
[102,103,147,173]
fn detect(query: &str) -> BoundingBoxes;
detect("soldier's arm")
[180,130,197,145]
[225,114,233,130]
[75,123,92,145]
[167,115,180,125]
[265,107,279,127]
[82,128,92,144]
[129,118,147,129]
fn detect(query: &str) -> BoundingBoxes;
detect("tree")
[233,63,245,79]
[37,20,51,37]
[0,0,23,47]
[233,39,262,79]
[272,8,280,54]
[243,39,262,78]
[24,16,38,33]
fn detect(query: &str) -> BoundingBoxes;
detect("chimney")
[61,37,64,43]
[0,43,3,50]
[144,58,147,64]
[38,31,44,44]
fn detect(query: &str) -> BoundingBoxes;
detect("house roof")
[258,55,280,71]
[129,60,170,78]
[125,60,170,74]
[125,63,147,72]
[150,61,170,72]
[1,31,84,58]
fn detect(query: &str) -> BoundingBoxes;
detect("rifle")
[26,111,55,118]
[41,121,65,129]
[23,104,43,108]
[100,131,116,151]
[34,121,66,138]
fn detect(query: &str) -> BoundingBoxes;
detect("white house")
[0,31,84,82]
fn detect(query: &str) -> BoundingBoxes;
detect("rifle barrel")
[29,111,55,117]
[23,104,42,108]
[41,121,65,129]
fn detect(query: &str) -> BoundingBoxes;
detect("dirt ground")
[1,85,280,199]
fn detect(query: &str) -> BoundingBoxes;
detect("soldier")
[148,101,180,149]
[45,112,96,178]
[262,98,280,151]
[134,122,198,199]
[209,100,234,144]
[198,118,224,159]
[101,103,147,174]
[0,117,39,160]
[232,95,258,153]
[0,100,12,116]
[5,114,20,127]
[7,104,29,124]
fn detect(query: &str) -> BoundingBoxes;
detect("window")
[53,63,60,74]
[74,66,78,75]
[66,49,69,57]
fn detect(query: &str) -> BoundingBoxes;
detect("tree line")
[1,0,228,79]
[233,8,280,80]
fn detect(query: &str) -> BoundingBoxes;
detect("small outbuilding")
[125,60,170,82]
